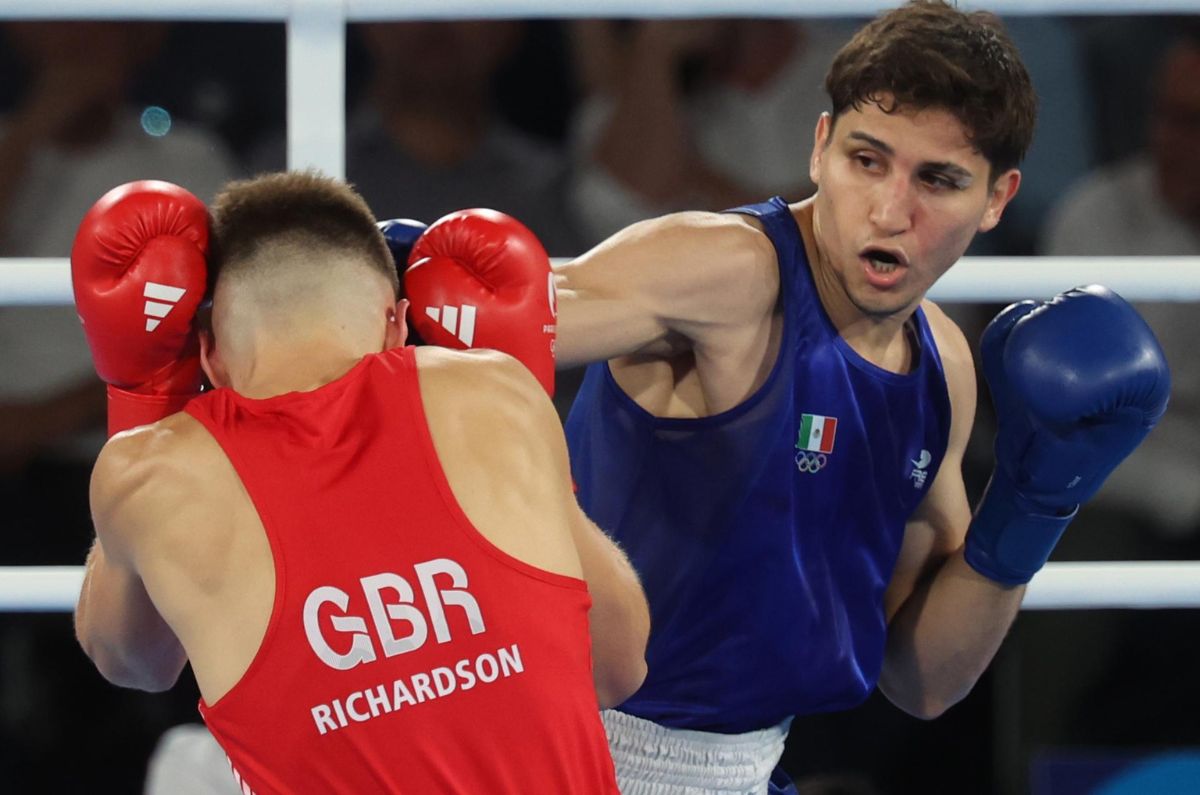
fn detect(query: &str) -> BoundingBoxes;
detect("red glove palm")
[405,209,557,396]
[71,180,210,436]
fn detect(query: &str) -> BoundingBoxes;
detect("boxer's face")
[809,97,1020,320]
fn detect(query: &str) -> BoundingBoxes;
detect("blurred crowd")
[0,16,1197,794]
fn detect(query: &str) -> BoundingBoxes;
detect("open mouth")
[862,248,904,274]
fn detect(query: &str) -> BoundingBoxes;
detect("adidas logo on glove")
[425,304,477,347]
[143,281,188,332]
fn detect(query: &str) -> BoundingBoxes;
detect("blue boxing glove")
[377,218,428,295]
[964,285,1171,585]
[377,218,428,343]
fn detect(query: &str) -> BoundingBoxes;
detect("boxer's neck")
[222,329,383,399]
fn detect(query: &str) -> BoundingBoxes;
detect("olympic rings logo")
[795,451,828,473]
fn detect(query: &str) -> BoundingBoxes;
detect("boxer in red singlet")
[72,173,649,794]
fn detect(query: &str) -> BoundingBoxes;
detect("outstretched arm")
[553,211,779,367]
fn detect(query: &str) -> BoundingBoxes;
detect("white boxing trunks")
[601,709,790,794]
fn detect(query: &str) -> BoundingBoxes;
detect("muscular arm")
[502,353,651,706]
[553,211,778,367]
[553,429,651,708]
[420,349,650,706]
[75,430,188,692]
[878,305,1023,719]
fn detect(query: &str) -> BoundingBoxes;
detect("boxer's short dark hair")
[825,0,1036,179]
[210,171,398,296]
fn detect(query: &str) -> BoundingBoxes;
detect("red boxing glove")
[406,209,557,396]
[71,180,210,436]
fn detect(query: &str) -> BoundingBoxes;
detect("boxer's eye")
[854,153,882,172]
[920,170,966,191]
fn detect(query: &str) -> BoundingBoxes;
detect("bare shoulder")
[412,346,561,449]
[413,347,580,576]
[413,347,547,416]
[920,300,978,431]
[571,211,778,314]
[638,210,775,256]
[91,413,226,552]
[921,301,974,382]
[611,210,776,278]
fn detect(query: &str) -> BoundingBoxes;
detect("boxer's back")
[126,345,615,793]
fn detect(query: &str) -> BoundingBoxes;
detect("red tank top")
[187,347,617,794]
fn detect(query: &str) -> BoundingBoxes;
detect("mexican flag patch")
[796,413,837,454]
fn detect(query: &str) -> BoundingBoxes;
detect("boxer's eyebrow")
[847,131,974,182]
[847,131,894,156]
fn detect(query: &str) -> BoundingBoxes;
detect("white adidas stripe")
[143,281,187,332]
[425,304,476,346]
[144,282,186,302]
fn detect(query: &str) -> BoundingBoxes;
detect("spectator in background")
[309,20,590,414]
[1028,31,1200,758]
[1044,35,1200,259]
[567,18,855,245]
[251,21,583,257]
[0,21,237,482]
[1075,16,1180,167]
[0,23,236,257]
[967,17,1096,255]
[1042,33,1200,539]
[568,18,1095,256]
[0,21,236,793]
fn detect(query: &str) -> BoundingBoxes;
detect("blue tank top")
[564,197,953,733]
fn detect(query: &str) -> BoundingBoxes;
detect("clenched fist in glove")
[400,209,557,396]
[965,286,1171,585]
[71,180,210,436]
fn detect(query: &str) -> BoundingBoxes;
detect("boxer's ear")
[810,112,833,185]
[199,329,230,389]
[384,299,409,350]
[979,168,1021,233]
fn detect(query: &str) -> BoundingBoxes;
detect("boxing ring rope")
[5,258,1200,305]
[4,562,1200,612]
[0,0,1197,614]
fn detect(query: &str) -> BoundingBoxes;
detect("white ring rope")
[4,562,1198,612]
[4,257,1200,306]
[1021,563,1200,610]
[0,567,86,613]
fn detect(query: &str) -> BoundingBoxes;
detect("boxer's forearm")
[878,551,1024,719]
[75,541,187,692]
[570,511,651,707]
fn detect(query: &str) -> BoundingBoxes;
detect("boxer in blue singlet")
[554,2,1170,792]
